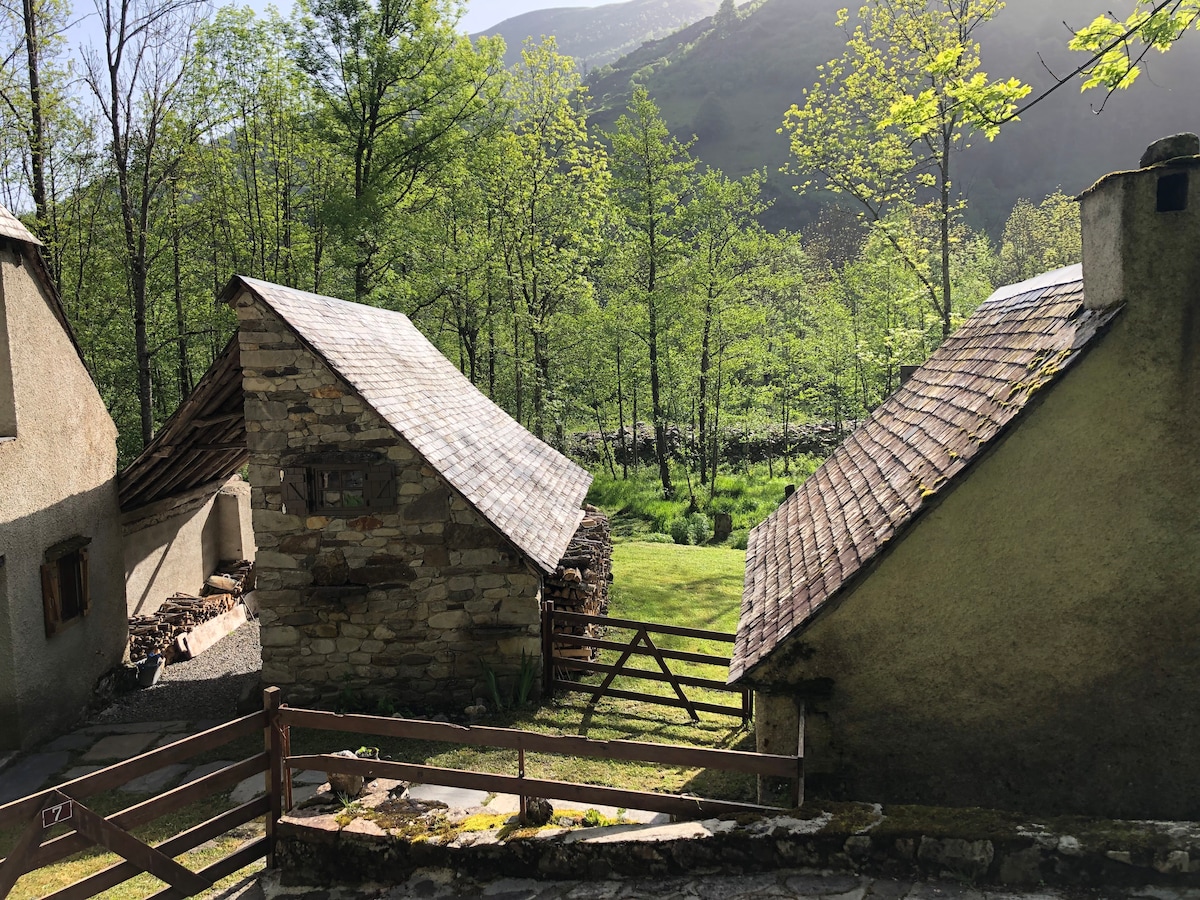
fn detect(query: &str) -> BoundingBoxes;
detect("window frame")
[281,458,396,518]
[41,536,91,637]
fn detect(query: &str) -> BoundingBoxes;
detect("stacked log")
[544,506,612,665]
[127,559,255,663]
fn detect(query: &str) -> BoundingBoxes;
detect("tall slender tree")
[608,86,696,498]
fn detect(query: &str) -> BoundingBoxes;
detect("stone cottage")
[222,276,592,708]
[0,207,127,749]
[732,134,1200,819]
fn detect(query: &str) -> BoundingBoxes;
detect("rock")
[1141,132,1200,167]
[525,797,554,826]
[327,749,365,798]
[713,513,733,541]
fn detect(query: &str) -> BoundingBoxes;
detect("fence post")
[541,601,555,699]
[790,701,805,809]
[264,687,283,867]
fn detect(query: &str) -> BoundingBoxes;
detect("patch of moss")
[818,801,882,834]
[871,804,1032,842]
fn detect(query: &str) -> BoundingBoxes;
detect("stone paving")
[250,868,1200,900]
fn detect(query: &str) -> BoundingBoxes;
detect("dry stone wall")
[234,293,543,710]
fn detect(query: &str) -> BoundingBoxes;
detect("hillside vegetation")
[472,0,721,70]
[586,0,1200,233]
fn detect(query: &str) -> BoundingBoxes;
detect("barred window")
[281,461,395,517]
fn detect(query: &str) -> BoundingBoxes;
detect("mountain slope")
[472,0,721,71]
[586,0,1200,234]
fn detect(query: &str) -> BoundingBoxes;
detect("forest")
[0,0,1190,503]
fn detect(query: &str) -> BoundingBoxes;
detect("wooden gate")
[541,603,753,722]
[0,709,274,900]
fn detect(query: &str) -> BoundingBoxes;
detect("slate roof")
[0,205,40,246]
[730,265,1121,683]
[228,276,592,574]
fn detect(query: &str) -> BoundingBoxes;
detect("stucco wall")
[758,157,1200,819]
[123,477,255,616]
[0,242,127,750]
[234,293,543,711]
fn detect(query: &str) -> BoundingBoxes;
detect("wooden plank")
[286,755,782,818]
[554,657,741,693]
[551,633,731,667]
[637,631,698,720]
[587,627,647,711]
[24,754,268,872]
[0,793,61,899]
[552,610,736,643]
[279,710,797,777]
[0,713,265,832]
[69,801,211,895]
[44,797,269,900]
[146,837,268,900]
[553,681,747,719]
[264,687,283,867]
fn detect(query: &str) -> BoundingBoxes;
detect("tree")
[84,0,210,447]
[996,191,1080,285]
[608,86,696,498]
[494,39,609,444]
[781,0,1028,339]
[1070,1,1198,93]
[685,166,767,487]
[294,0,504,303]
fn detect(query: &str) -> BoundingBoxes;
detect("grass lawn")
[2,541,754,898]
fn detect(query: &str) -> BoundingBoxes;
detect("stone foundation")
[276,800,1200,890]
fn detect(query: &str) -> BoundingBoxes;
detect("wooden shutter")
[366,464,395,512]
[79,547,91,616]
[281,467,309,517]
[41,562,62,637]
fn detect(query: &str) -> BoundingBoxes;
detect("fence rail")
[1,688,801,900]
[541,604,753,722]
[278,705,801,819]
[0,713,270,900]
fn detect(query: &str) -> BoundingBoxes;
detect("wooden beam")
[191,443,247,452]
[191,412,242,428]
[69,800,211,895]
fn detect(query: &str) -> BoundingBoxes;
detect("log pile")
[545,506,612,663]
[128,559,254,663]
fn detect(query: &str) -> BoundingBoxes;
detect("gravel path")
[89,617,263,725]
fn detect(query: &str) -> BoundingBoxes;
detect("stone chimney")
[1080,132,1200,312]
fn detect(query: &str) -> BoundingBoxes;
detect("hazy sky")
[459,0,613,33]
[64,0,610,51]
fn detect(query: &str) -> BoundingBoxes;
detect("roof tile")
[730,266,1120,682]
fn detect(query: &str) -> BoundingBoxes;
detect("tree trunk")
[22,0,48,257]
[698,285,713,487]
[615,339,628,479]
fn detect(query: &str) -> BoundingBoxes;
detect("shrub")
[640,532,674,544]
[668,516,691,545]
[729,529,749,550]
[687,512,712,545]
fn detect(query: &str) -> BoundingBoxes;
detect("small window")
[1157,172,1189,212]
[41,537,91,637]
[281,462,395,517]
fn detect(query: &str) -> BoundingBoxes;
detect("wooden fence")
[0,688,801,900]
[0,711,270,900]
[541,604,753,722]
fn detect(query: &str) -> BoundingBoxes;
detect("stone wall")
[233,293,543,710]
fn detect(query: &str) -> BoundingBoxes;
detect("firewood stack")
[545,506,612,663]
[127,559,255,663]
